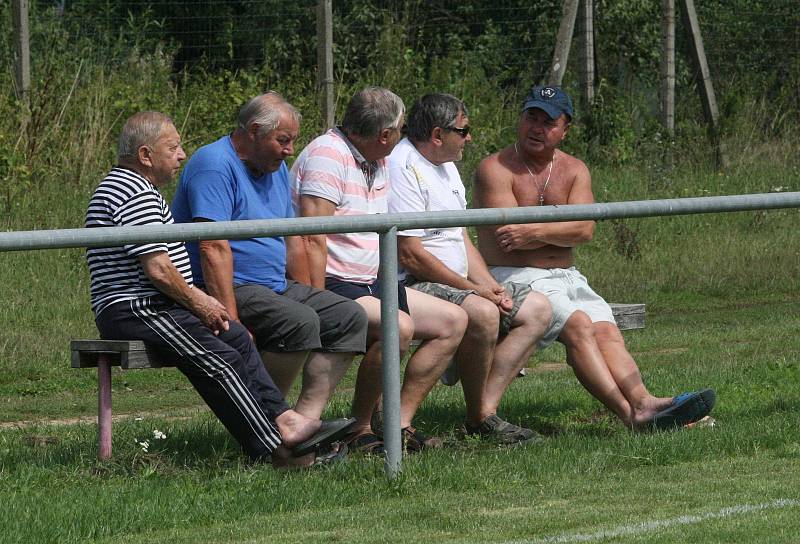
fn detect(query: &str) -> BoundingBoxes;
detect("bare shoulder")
[556,149,590,180]
[475,151,506,181]
[474,147,515,207]
[553,150,594,205]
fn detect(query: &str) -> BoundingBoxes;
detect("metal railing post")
[378,227,402,478]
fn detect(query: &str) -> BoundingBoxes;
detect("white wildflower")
[138,440,150,452]
[153,430,167,440]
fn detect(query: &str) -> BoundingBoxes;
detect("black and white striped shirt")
[86,167,193,316]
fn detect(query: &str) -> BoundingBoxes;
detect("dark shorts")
[324,277,410,315]
[234,280,368,354]
[404,277,531,335]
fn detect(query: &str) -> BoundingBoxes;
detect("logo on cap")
[541,87,557,99]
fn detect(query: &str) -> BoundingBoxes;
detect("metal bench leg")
[97,354,112,460]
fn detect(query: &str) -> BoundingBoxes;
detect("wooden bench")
[71,303,644,459]
[609,303,645,330]
[71,340,175,459]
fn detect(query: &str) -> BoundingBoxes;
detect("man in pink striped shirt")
[291,87,468,454]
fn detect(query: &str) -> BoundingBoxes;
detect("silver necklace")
[515,142,553,206]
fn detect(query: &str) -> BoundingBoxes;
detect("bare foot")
[631,395,675,429]
[275,410,321,448]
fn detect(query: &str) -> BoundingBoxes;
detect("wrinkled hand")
[495,287,513,314]
[495,224,532,252]
[193,292,230,335]
[475,284,513,315]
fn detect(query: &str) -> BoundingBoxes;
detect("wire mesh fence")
[1,0,798,203]
[5,0,798,101]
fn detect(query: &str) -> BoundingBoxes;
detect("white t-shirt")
[387,138,468,279]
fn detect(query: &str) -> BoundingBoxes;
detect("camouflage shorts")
[404,277,531,335]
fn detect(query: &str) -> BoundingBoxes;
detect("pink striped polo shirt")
[290,128,389,283]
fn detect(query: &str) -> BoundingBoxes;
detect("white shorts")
[490,266,615,348]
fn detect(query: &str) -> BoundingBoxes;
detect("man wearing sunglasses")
[387,93,552,445]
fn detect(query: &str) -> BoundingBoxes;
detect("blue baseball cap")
[521,85,574,121]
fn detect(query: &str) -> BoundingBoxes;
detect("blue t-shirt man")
[171,135,290,293]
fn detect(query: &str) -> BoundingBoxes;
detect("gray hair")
[117,111,174,162]
[406,93,468,143]
[237,91,301,135]
[341,86,405,139]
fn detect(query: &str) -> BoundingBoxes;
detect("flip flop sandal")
[650,389,716,430]
[293,417,356,456]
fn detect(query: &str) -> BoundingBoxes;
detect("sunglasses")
[445,125,470,138]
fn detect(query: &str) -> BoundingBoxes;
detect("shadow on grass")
[2,418,251,476]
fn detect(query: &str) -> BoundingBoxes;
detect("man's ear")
[431,127,445,145]
[378,128,391,145]
[137,145,153,167]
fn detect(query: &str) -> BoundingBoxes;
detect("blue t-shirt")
[171,135,291,293]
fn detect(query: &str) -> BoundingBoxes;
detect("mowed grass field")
[1,158,799,543]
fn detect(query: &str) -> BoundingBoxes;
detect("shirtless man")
[475,85,715,430]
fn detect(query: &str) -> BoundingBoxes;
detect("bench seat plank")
[70,340,174,369]
[609,303,645,330]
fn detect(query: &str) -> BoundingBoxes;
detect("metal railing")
[2,191,799,478]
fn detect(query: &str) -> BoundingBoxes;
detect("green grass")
[2,120,799,542]
[1,295,799,543]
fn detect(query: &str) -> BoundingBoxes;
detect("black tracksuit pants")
[96,296,289,460]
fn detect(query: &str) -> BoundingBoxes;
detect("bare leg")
[482,292,551,419]
[402,289,468,428]
[454,295,500,425]
[349,297,413,435]
[593,322,672,425]
[294,351,355,419]
[260,350,309,396]
[350,342,383,435]
[559,311,635,425]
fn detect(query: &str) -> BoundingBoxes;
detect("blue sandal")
[650,389,716,430]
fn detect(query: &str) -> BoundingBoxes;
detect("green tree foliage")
[1,0,797,221]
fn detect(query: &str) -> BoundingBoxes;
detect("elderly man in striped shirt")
[292,87,469,454]
[86,111,347,467]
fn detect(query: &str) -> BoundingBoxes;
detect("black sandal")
[312,441,349,466]
[347,432,385,455]
[292,417,356,456]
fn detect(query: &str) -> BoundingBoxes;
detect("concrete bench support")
[71,340,174,460]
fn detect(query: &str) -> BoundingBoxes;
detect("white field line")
[506,499,800,544]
